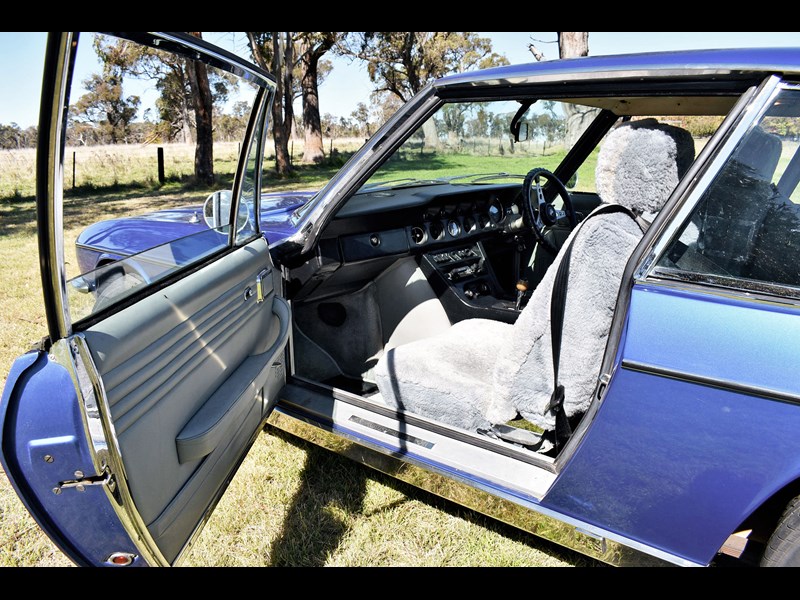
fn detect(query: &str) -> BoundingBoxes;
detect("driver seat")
[374,119,696,434]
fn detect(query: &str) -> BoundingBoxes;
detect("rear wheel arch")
[724,477,800,566]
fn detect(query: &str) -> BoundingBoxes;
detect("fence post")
[157,147,165,184]
[72,151,76,189]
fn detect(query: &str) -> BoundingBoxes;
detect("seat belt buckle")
[544,384,565,415]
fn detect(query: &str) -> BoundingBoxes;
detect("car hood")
[75,191,315,256]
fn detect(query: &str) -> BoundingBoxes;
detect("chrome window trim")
[40,32,274,337]
[131,32,274,88]
[640,75,786,281]
[228,88,269,248]
[52,335,169,566]
[645,274,800,310]
[38,32,75,341]
[291,86,443,254]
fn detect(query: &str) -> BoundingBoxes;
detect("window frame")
[37,32,275,340]
[639,76,800,302]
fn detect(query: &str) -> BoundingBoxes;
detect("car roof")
[435,47,800,89]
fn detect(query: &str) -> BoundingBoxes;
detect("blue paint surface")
[437,47,800,86]
[544,284,800,564]
[1,352,146,566]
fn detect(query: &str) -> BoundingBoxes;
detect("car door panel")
[79,237,286,562]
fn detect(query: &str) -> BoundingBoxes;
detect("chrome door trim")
[52,335,169,566]
[267,407,700,567]
[37,32,76,342]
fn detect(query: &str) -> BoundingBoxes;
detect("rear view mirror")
[566,173,578,189]
[517,122,530,142]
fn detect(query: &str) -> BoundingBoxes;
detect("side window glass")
[657,87,800,291]
[235,108,265,245]
[61,33,261,322]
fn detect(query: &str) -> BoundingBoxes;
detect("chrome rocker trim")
[267,405,697,567]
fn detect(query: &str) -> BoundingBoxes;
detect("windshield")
[357,99,599,193]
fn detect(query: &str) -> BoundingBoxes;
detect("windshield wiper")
[360,178,448,192]
[445,172,526,184]
[360,178,420,190]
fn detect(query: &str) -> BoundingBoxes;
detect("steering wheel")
[521,168,578,254]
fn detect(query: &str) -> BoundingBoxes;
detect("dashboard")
[296,180,600,320]
[329,182,525,261]
[292,182,528,321]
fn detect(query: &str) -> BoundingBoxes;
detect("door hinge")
[54,467,116,495]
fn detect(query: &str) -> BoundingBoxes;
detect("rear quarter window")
[656,87,800,294]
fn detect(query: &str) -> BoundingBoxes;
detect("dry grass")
[0,141,587,568]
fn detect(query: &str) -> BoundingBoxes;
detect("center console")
[421,241,519,323]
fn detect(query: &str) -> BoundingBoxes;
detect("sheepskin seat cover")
[375,119,695,432]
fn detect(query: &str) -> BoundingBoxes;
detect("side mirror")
[203,190,250,232]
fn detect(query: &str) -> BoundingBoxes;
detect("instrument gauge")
[488,197,504,224]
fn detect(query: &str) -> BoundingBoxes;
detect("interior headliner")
[558,96,738,116]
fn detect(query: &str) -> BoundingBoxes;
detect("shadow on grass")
[267,426,600,567]
[268,435,369,566]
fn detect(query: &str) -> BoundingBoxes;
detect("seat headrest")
[595,118,696,215]
[735,125,781,182]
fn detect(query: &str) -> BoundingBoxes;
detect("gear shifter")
[515,279,528,311]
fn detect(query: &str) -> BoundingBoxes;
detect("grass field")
[0,140,592,567]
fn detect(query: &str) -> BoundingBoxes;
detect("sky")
[1,32,799,129]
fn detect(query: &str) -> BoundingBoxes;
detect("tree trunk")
[301,55,325,164]
[558,32,598,148]
[187,32,214,185]
[246,32,293,177]
[557,32,589,59]
[272,33,293,176]
[422,119,439,151]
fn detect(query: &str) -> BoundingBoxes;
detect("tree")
[296,32,341,163]
[248,32,294,176]
[70,36,141,144]
[76,34,234,184]
[186,32,214,185]
[350,102,372,138]
[0,122,37,149]
[557,32,589,59]
[557,33,598,148]
[537,101,566,155]
[346,32,508,149]
[528,32,598,148]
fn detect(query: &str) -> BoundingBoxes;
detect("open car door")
[0,32,289,566]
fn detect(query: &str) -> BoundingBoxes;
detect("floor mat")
[323,375,379,396]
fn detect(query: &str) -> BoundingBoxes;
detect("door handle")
[256,269,272,303]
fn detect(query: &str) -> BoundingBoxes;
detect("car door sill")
[278,377,557,500]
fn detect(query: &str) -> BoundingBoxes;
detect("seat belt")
[544,204,647,451]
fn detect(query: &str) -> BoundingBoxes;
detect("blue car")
[4,31,800,567]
